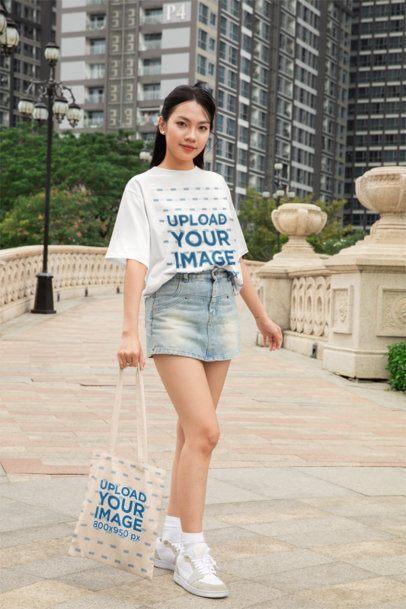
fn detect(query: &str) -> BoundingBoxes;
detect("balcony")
[86,17,106,31]
[140,14,163,25]
[142,90,161,101]
[84,96,104,105]
[83,112,104,128]
[141,66,161,76]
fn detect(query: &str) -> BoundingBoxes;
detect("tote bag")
[68,364,167,581]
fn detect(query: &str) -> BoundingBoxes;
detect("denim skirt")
[144,267,240,361]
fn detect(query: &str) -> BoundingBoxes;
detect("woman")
[105,83,282,599]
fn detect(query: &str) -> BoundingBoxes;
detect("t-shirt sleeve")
[104,178,150,270]
[222,177,249,259]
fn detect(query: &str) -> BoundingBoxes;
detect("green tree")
[237,190,365,261]
[0,187,101,249]
[0,122,149,240]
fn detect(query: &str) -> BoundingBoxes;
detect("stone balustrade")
[257,165,406,379]
[0,245,261,324]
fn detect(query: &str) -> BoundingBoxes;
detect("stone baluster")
[256,203,328,340]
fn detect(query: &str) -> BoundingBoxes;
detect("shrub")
[386,342,406,392]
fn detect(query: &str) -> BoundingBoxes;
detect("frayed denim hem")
[147,346,239,361]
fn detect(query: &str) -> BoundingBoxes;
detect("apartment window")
[229,45,238,66]
[227,93,237,113]
[237,171,247,188]
[87,14,106,31]
[220,15,227,36]
[198,2,209,24]
[88,63,105,79]
[279,32,294,57]
[242,10,253,29]
[142,83,160,100]
[240,102,249,121]
[242,34,252,53]
[239,125,249,143]
[276,97,291,119]
[197,54,207,75]
[279,54,294,78]
[226,141,235,160]
[143,58,161,75]
[140,110,159,125]
[241,57,250,76]
[240,79,250,98]
[143,8,162,24]
[144,33,161,50]
[198,28,208,50]
[89,38,105,55]
[227,117,236,135]
[238,148,247,165]
[228,70,237,89]
[217,114,224,133]
[87,86,104,103]
[85,110,104,127]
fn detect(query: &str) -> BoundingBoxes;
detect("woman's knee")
[176,418,185,445]
[186,424,220,453]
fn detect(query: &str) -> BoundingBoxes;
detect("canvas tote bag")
[68,364,167,581]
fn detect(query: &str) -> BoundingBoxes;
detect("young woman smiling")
[105,83,282,599]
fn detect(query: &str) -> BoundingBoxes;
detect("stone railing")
[257,165,406,379]
[0,245,261,324]
[290,274,331,338]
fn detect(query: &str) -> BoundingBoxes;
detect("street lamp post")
[0,4,19,56]
[262,162,296,255]
[17,42,82,314]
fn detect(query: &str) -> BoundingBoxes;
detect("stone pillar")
[256,203,327,344]
[323,166,406,379]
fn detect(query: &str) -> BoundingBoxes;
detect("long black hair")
[149,82,217,169]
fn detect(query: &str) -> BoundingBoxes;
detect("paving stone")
[1,291,406,609]
[0,580,89,609]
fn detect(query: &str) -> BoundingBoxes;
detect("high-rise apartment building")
[57,0,356,209]
[0,0,56,127]
[268,0,353,203]
[344,0,406,228]
[4,1,404,218]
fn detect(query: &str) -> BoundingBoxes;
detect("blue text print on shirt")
[165,211,237,270]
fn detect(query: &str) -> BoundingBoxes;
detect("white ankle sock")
[181,531,205,546]
[162,515,182,542]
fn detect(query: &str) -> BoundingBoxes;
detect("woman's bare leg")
[152,355,231,532]
[166,359,231,517]
[166,418,185,517]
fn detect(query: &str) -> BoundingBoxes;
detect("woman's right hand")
[117,333,146,370]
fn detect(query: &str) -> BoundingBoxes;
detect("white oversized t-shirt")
[104,165,249,298]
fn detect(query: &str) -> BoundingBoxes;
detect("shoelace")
[190,552,219,577]
[163,539,182,555]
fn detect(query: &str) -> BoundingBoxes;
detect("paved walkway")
[1,292,406,609]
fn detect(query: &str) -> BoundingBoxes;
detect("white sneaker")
[173,541,229,598]
[154,536,183,571]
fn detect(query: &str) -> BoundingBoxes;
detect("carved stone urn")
[270,203,327,268]
[330,166,406,263]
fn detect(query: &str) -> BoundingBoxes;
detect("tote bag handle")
[109,365,148,464]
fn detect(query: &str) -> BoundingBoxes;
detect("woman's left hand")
[255,314,283,351]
